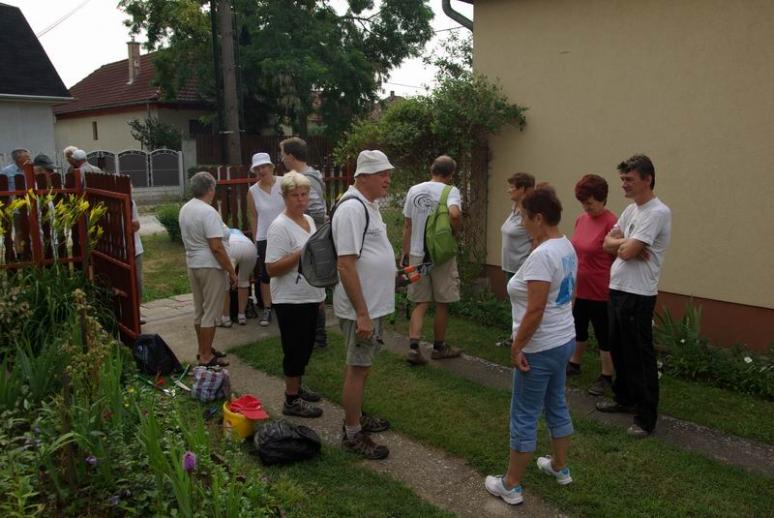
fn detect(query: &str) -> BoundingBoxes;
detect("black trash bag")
[253,420,321,465]
[132,334,182,376]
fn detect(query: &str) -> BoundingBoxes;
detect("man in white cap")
[63,145,78,173]
[332,149,396,460]
[71,149,103,175]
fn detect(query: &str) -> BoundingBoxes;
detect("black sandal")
[198,355,229,367]
[212,348,227,358]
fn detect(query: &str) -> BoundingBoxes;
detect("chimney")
[127,41,141,84]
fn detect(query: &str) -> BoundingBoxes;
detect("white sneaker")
[484,475,523,505]
[259,308,272,327]
[218,317,233,328]
[536,456,573,485]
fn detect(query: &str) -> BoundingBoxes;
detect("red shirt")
[571,210,617,301]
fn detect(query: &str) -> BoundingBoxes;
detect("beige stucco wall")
[474,0,774,309]
[54,106,211,154]
[55,107,155,153]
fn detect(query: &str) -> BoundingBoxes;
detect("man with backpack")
[401,155,463,366]
[332,149,396,459]
[280,137,329,348]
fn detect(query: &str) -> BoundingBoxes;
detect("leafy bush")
[156,203,182,242]
[655,304,774,400]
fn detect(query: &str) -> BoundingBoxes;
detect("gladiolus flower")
[182,451,197,472]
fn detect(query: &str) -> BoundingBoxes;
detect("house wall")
[473,0,774,348]
[54,106,212,154]
[156,107,213,142]
[0,100,57,162]
[55,107,155,153]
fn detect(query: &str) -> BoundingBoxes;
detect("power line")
[434,26,464,33]
[36,0,95,38]
[384,81,424,90]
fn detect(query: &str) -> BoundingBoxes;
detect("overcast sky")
[9,0,473,97]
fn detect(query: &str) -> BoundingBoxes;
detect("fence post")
[178,151,185,197]
[23,164,44,264]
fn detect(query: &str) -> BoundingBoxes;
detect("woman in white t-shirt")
[247,152,285,327]
[486,185,578,506]
[265,172,325,419]
[219,227,258,327]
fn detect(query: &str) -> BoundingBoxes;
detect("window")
[92,121,98,141]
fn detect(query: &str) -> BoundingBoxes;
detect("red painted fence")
[0,165,140,345]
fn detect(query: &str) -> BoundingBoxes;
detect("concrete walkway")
[138,214,166,236]
[142,299,563,517]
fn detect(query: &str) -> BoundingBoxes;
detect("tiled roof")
[0,3,70,99]
[53,52,205,116]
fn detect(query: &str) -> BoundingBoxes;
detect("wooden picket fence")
[0,165,140,345]
[208,160,355,235]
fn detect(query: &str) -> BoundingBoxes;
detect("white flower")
[657,361,663,369]
[743,356,753,364]
[680,339,686,344]
[657,371,662,379]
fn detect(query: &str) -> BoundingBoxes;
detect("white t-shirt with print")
[402,181,462,257]
[609,197,671,297]
[332,186,396,320]
[249,178,285,241]
[265,213,325,304]
[508,236,577,353]
[179,198,226,269]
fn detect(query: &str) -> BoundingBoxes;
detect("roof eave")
[0,93,73,103]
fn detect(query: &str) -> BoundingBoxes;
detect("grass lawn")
[393,314,774,445]
[141,228,773,444]
[173,397,450,517]
[141,234,189,302]
[235,335,773,518]
[259,446,451,517]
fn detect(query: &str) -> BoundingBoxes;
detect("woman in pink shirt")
[568,174,618,396]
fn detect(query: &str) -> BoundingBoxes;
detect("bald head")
[430,155,456,179]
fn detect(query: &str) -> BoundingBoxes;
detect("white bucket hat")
[354,150,394,177]
[250,152,273,172]
[72,149,87,161]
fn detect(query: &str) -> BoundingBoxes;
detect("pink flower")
[182,451,197,472]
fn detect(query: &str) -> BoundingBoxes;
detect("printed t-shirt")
[402,181,461,257]
[609,197,672,297]
[508,236,577,353]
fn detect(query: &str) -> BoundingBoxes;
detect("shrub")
[655,304,774,400]
[156,203,182,242]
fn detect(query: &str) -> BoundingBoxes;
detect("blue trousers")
[510,338,575,452]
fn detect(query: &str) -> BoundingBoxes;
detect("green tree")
[336,69,527,277]
[119,0,434,140]
[128,117,183,150]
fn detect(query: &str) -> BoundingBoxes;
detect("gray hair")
[63,145,78,157]
[11,148,30,161]
[190,171,216,198]
[280,171,311,196]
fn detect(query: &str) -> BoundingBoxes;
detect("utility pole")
[216,0,242,165]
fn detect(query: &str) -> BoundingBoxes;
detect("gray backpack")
[299,196,368,288]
